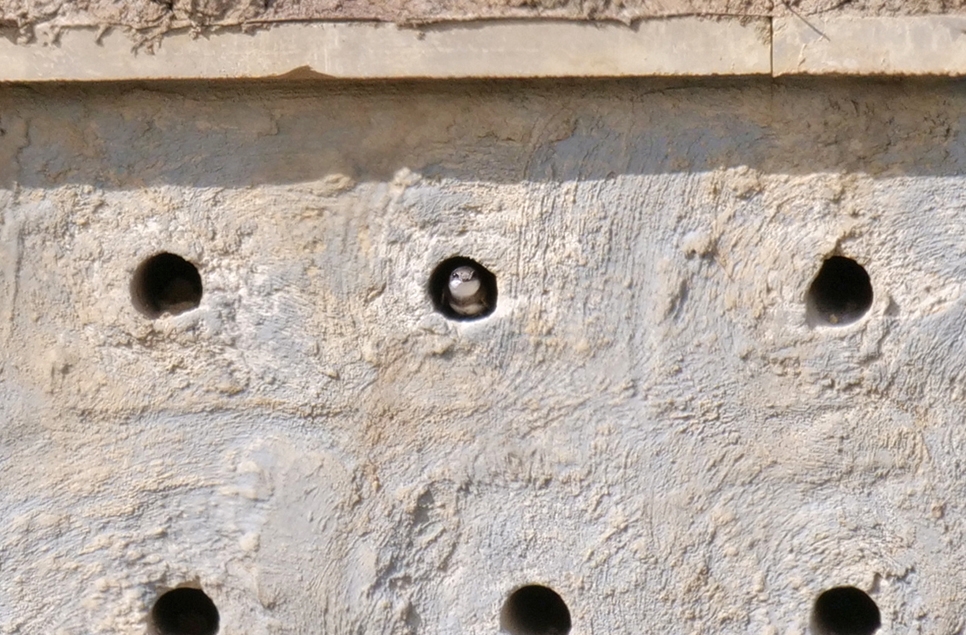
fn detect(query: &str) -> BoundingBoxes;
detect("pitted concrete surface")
[2,79,966,634]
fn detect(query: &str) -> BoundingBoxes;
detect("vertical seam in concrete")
[769,15,775,77]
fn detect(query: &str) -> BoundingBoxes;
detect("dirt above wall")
[1,0,965,31]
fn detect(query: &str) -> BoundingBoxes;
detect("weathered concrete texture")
[2,78,966,634]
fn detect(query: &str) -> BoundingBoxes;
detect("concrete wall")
[2,78,966,634]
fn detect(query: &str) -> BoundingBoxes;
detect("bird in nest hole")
[445,265,489,317]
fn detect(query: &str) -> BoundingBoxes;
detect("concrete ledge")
[774,15,966,76]
[6,16,966,81]
[0,19,771,81]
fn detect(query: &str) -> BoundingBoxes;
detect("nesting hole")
[132,253,203,318]
[806,256,873,326]
[428,256,497,321]
[810,586,881,635]
[151,587,219,635]
[500,585,572,635]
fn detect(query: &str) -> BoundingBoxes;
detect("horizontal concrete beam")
[773,15,966,76]
[0,19,771,81]
[3,16,966,81]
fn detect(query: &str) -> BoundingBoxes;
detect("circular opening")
[428,256,497,321]
[806,256,873,326]
[131,252,203,318]
[810,586,881,635]
[500,585,572,635]
[151,587,220,635]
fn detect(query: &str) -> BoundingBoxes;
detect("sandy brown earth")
[1,0,965,31]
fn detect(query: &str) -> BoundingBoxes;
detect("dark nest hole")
[131,252,203,318]
[500,585,572,635]
[806,256,873,326]
[810,586,881,635]
[151,587,219,635]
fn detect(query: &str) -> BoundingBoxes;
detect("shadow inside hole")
[428,256,497,321]
[806,256,873,327]
[150,587,219,635]
[131,253,203,318]
[810,586,881,635]
[500,585,572,635]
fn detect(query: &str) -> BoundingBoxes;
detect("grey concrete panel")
[0,79,964,634]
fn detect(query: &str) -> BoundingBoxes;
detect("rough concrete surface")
[2,78,966,634]
[3,0,966,33]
